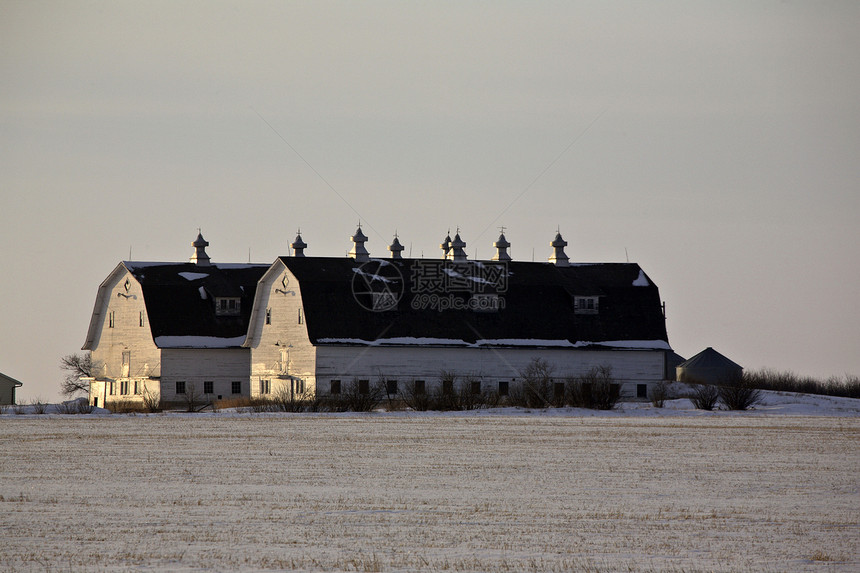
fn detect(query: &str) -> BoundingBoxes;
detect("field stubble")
[0,414,857,572]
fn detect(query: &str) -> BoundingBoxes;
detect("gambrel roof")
[83,262,269,350]
[277,257,670,350]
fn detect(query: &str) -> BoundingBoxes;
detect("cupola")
[449,231,467,261]
[492,229,511,261]
[440,232,452,259]
[548,231,569,267]
[190,231,211,266]
[388,233,404,259]
[291,230,307,257]
[348,225,370,262]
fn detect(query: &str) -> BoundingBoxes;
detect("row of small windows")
[327,379,513,396]
[108,380,145,395]
[175,381,242,395]
[264,308,304,325]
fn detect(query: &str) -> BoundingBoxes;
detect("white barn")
[85,228,673,408]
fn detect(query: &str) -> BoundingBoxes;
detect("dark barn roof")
[280,257,670,349]
[125,262,269,345]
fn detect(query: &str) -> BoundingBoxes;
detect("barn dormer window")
[574,296,599,315]
[215,297,241,316]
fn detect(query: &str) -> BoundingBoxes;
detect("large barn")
[84,229,673,408]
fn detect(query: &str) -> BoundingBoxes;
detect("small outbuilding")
[676,347,743,384]
[0,372,23,405]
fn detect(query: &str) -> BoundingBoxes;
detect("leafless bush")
[13,403,26,415]
[401,379,431,411]
[270,386,310,412]
[718,375,763,410]
[574,365,619,410]
[334,378,383,412]
[518,358,555,409]
[650,380,669,408]
[183,383,204,412]
[141,387,162,413]
[0,404,8,415]
[565,378,593,408]
[31,399,48,414]
[690,383,720,410]
[743,369,860,399]
[55,401,77,415]
[108,398,146,414]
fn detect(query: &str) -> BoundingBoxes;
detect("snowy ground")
[1,391,858,572]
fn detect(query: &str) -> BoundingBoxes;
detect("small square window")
[358,379,370,395]
[637,384,648,399]
[498,381,509,396]
[470,381,481,394]
[231,381,241,395]
[442,380,454,396]
[386,380,398,395]
[204,381,213,395]
[176,381,186,395]
[330,380,341,395]
[414,380,425,395]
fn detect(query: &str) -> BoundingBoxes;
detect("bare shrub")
[31,399,48,414]
[743,369,860,399]
[574,365,619,410]
[13,403,26,415]
[401,379,431,411]
[183,382,204,412]
[0,404,8,415]
[141,387,162,413]
[519,358,555,409]
[270,386,309,412]
[650,380,669,408]
[337,378,383,412]
[690,383,720,410]
[718,375,762,410]
[76,399,94,414]
[108,398,146,414]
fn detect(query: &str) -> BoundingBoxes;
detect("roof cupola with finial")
[388,233,404,259]
[291,230,307,257]
[348,224,370,262]
[548,229,570,267]
[190,230,211,266]
[449,229,467,261]
[492,227,511,261]
[440,231,452,259]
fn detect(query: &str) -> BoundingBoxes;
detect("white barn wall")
[87,267,162,407]
[246,262,316,397]
[314,345,665,397]
[159,348,251,403]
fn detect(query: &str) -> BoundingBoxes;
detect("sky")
[2,1,859,402]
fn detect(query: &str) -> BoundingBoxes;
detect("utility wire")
[252,107,381,240]
[476,107,607,243]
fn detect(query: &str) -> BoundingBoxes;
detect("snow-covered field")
[1,392,858,572]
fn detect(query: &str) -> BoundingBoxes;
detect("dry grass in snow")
[0,414,858,572]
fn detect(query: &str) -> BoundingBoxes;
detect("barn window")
[231,381,241,394]
[176,381,186,395]
[265,308,271,325]
[442,380,454,396]
[108,311,115,328]
[574,296,599,315]
[358,379,370,395]
[204,381,213,395]
[298,308,303,324]
[108,381,115,395]
[637,384,648,399]
[386,380,398,395]
[330,380,341,395]
[498,381,509,396]
[260,379,271,395]
[120,380,129,395]
[134,380,142,395]
[215,298,241,316]
[554,382,565,400]
[470,381,481,394]
[414,380,426,395]
[139,311,144,327]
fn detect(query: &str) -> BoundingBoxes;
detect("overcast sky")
[2,1,858,401]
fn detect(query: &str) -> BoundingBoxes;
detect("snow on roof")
[317,337,670,350]
[179,272,210,281]
[632,270,650,287]
[154,336,247,348]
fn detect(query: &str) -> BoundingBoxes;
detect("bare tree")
[60,353,97,398]
[520,358,555,408]
[184,382,204,412]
